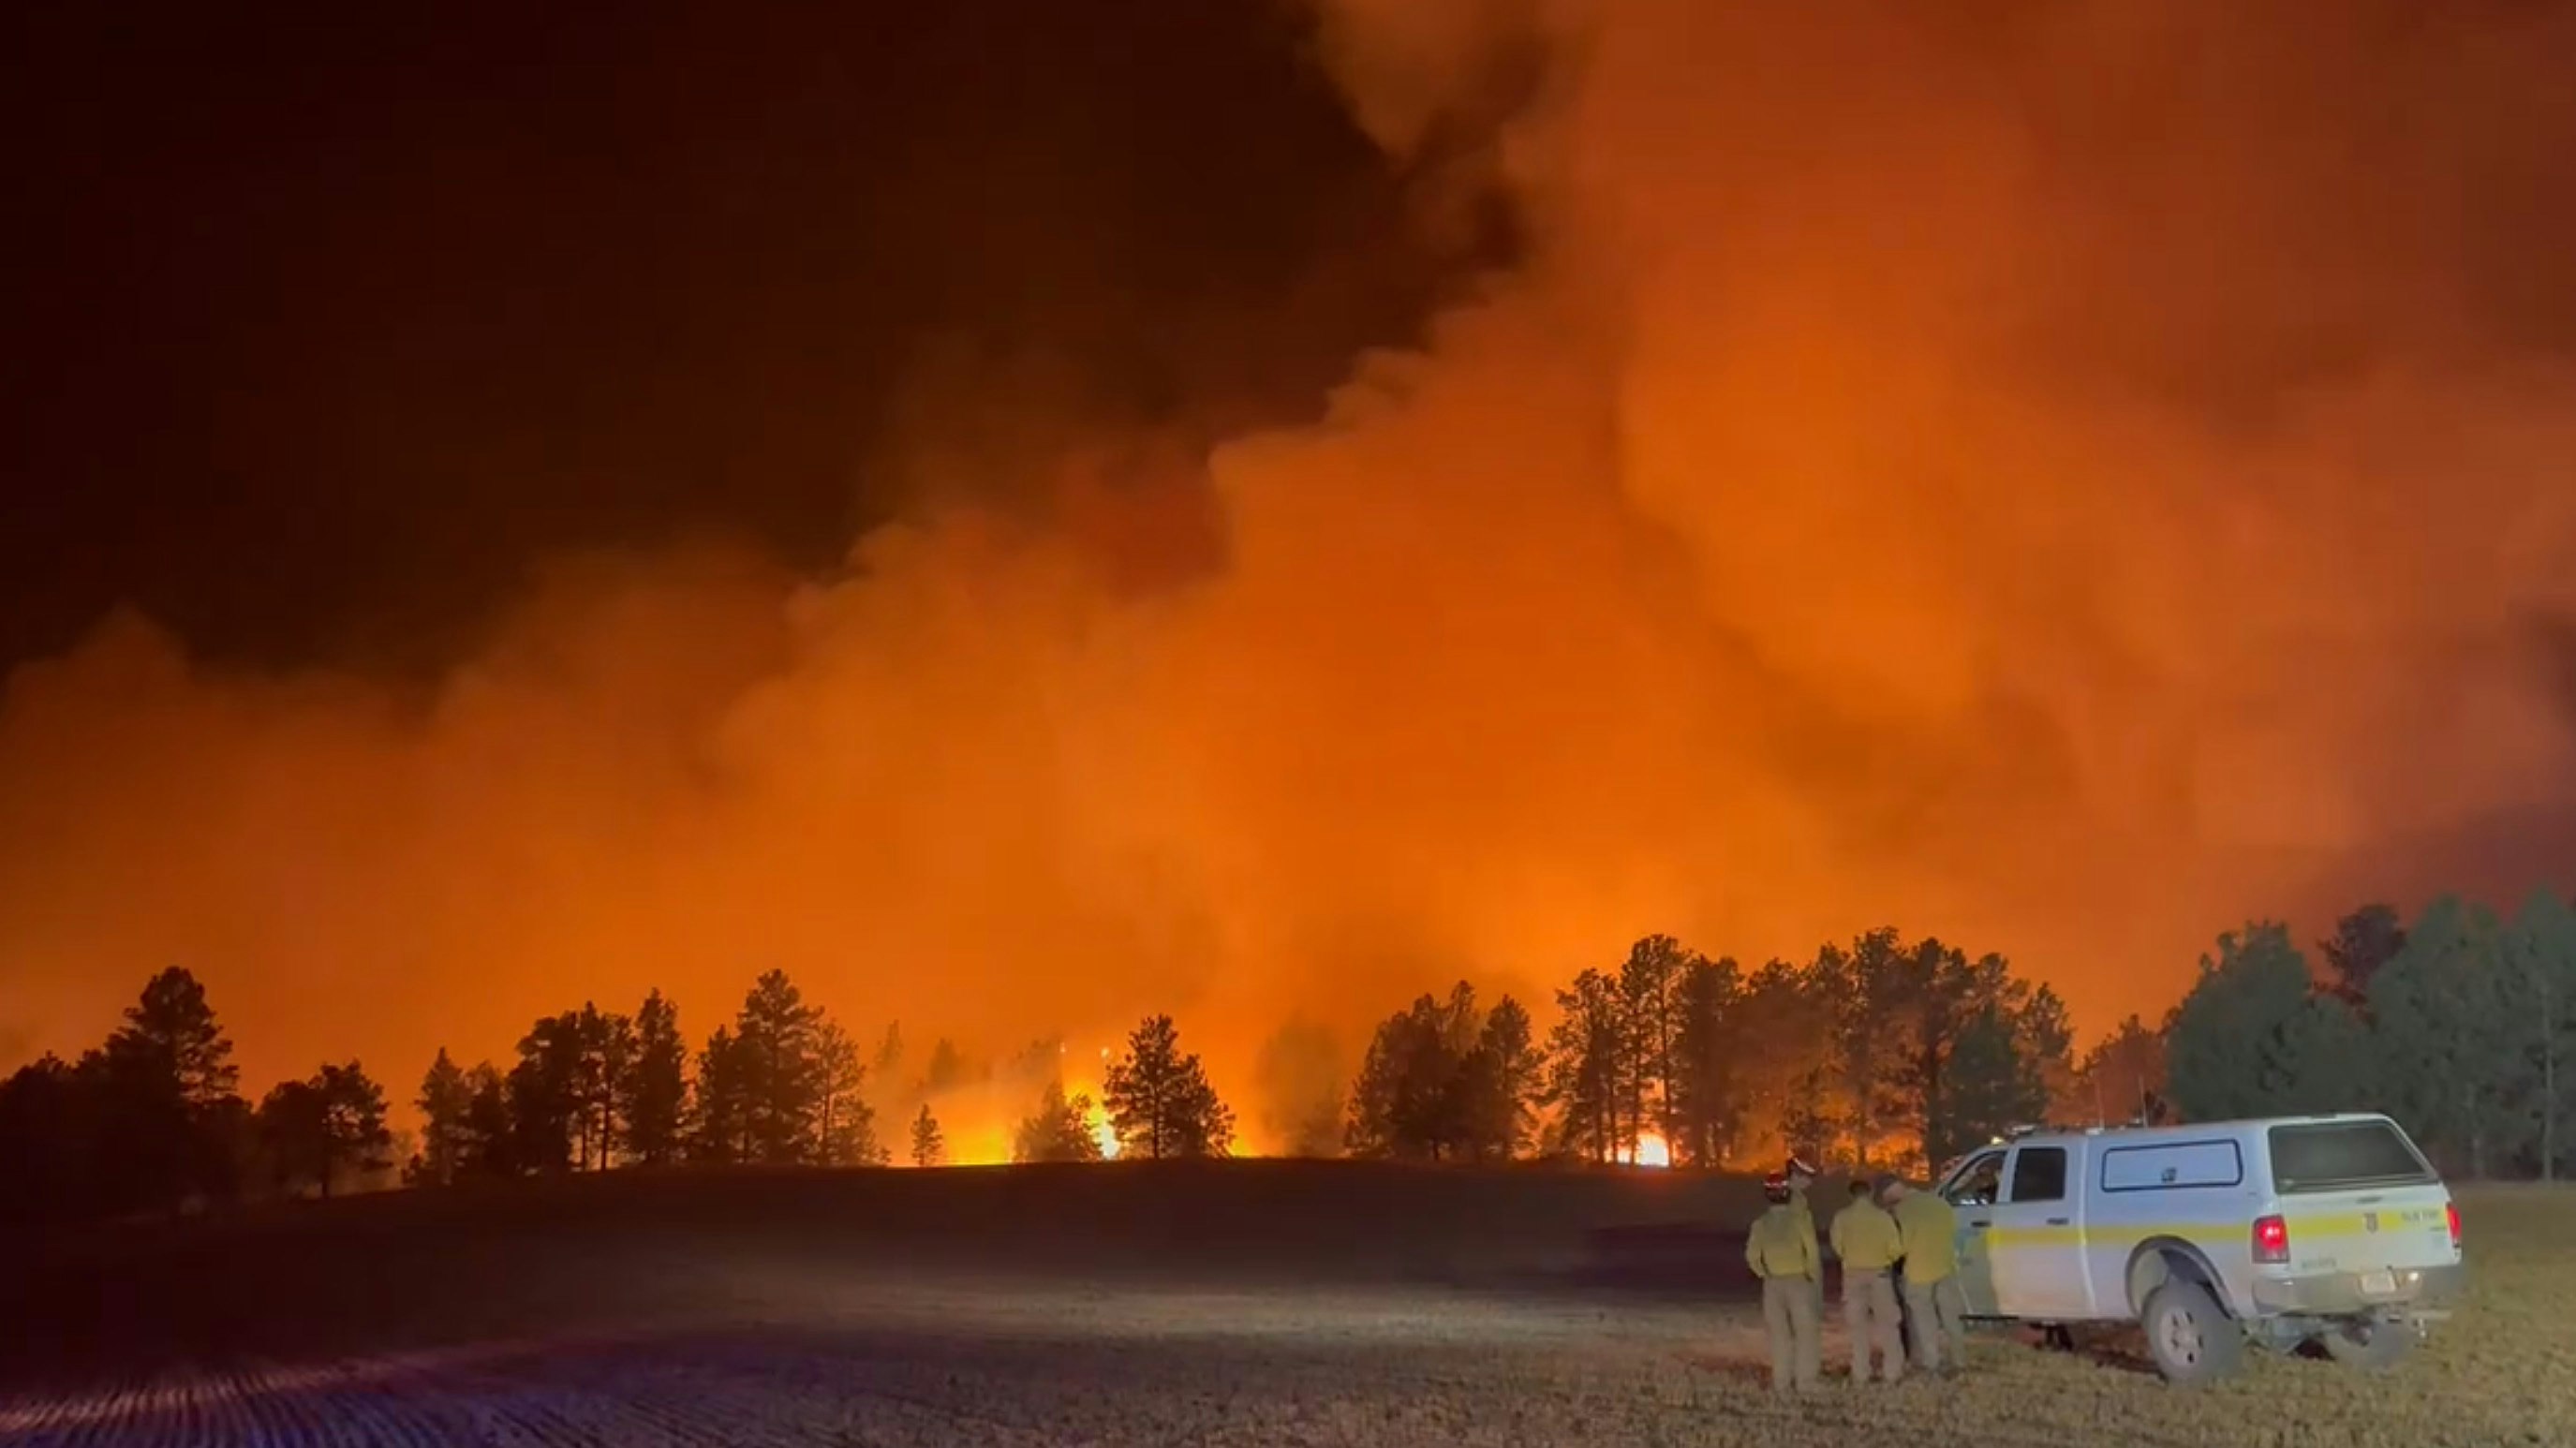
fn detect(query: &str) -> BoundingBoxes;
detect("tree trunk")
[2545,1034,2557,1185]
[2543,971,2558,1184]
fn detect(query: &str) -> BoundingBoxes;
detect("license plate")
[2361,1271,2397,1296]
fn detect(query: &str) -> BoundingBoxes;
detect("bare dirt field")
[2,1164,2567,1446]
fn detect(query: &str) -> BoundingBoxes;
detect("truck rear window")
[2267,1120,2435,1193]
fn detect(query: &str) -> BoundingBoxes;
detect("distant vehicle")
[1931,1114,2464,1383]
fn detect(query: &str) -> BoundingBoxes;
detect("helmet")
[1761,1171,1793,1203]
[1784,1154,1816,1183]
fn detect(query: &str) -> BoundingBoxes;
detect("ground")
[1,1165,2566,1446]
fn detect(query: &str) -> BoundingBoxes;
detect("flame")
[1633,1132,1672,1169]
[1071,1044,1119,1160]
[1088,1046,1121,1159]
[950,1126,1012,1168]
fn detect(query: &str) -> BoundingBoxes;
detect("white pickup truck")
[1931,1113,2465,1382]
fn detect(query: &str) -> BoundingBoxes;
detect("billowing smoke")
[7,0,2576,1145]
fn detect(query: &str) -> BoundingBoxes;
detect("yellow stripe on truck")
[1984,1211,2447,1250]
[1984,1226,2089,1248]
[2292,1208,2447,1238]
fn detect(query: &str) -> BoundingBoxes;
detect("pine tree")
[509,1012,585,1174]
[1103,1014,1234,1160]
[1670,955,1745,1166]
[1414,983,1486,1158]
[1731,958,1838,1165]
[2373,896,2517,1177]
[415,1048,473,1187]
[910,1104,946,1167]
[2167,922,2364,1121]
[1458,995,1541,1160]
[97,967,244,1209]
[1822,928,1919,1172]
[1895,941,1976,1170]
[621,989,689,1166]
[2077,1015,2169,1125]
[2504,890,2576,1182]
[568,1002,635,1172]
[1014,1079,1103,1163]
[690,1026,748,1164]
[461,1062,515,1178]
[311,1061,392,1197]
[734,970,824,1164]
[1933,1006,2044,1162]
[1345,985,1481,1160]
[252,1061,390,1199]
[1343,1008,1416,1160]
[1616,936,1691,1155]
[107,967,241,1109]
[2015,982,2078,1120]
[1544,969,1625,1162]
[256,1078,328,1198]
[461,1061,515,1175]
[814,1020,884,1165]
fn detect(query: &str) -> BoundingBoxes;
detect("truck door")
[1991,1143,2093,1321]
[1939,1147,2007,1317]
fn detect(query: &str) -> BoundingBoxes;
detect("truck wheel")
[2143,1280,2243,1385]
[2318,1318,2415,1371]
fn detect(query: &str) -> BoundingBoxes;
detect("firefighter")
[1828,1178,1906,1383]
[1784,1155,1823,1318]
[1880,1173,1969,1375]
[1743,1170,1823,1395]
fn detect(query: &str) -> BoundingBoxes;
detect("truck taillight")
[2446,1202,2461,1247]
[2253,1214,2290,1264]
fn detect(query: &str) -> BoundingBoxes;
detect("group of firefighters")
[1741,1156,1970,1395]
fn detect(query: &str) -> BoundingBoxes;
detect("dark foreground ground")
[3,1165,2568,1446]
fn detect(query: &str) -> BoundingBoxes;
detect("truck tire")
[2142,1280,2243,1385]
[2317,1317,2415,1371]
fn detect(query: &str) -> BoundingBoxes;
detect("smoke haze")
[7,0,2576,1144]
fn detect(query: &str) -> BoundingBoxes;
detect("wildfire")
[1633,1132,1672,1168]
[951,1127,1011,1168]
[1073,1043,1119,1160]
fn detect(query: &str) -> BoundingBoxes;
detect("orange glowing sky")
[7,0,2576,1140]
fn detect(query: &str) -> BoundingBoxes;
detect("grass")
[0,1167,2564,1445]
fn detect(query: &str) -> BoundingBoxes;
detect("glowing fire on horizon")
[1633,1132,1672,1168]
[905,1042,1124,1166]
[1085,1043,1120,1160]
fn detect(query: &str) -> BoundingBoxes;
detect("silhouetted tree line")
[1325,904,2571,1183]
[9,894,2567,1221]
[407,983,1239,1181]
[0,968,393,1223]
[2159,894,2576,1181]
[407,970,891,1182]
[1333,930,2075,1175]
